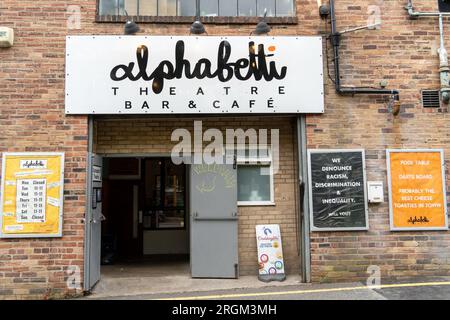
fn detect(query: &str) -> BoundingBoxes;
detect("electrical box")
[0,27,14,48]
[367,181,384,203]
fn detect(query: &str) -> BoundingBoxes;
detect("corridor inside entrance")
[96,156,190,295]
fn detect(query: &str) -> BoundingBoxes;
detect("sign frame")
[0,152,65,238]
[307,149,369,232]
[386,149,448,231]
[65,35,325,115]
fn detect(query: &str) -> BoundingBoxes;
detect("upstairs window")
[439,0,450,12]
[98,0,295,17]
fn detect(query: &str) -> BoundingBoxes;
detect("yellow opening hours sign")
[0,153,64,238]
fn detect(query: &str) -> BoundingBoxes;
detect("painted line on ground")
[156,281,450,300]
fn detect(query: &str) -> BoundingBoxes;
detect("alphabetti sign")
[65,36,324,114]
[308,150,368,231]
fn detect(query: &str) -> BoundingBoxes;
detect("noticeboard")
[308,149,369,231]
[0,153,64,238]
[387,149,448,231]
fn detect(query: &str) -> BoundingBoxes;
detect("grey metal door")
[190,160,238,278]
[85,154,103,290]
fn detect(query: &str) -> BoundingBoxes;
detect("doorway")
[85,153,240,294]
[100,157,190,278]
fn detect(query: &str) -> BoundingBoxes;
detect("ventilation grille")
[422,90,440,108]
[439,0,450,13]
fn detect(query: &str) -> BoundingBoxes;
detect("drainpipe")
[329,0,400,103]
[405,0,450,103]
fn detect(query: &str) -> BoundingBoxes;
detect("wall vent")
[422,90,441,108]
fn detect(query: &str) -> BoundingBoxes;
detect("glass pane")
[144,159,162,207]
[156,209,185,228]
[124,0,138,15]
[178,0,196,16]
[234,148,270,162]
[257,0,275,17]
[219,0,237,16]
[276,0,294,17]
[238,165,271,202]
[99,0,124,15]
[238,0,256,16]
[200,0,218,16]
[164,160,185,208]
[159,0,177,16]
[140,0,157,15]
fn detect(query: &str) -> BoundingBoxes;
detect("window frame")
[142,157,187,231]
[95,0,298,24]
[235,147,275,207]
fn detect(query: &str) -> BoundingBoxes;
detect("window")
[142,158,186,230]
[98,0,295,17]
[439,0,450,13]
[235,148,274,206]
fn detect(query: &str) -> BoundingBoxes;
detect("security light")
[124,10,140,35]
[190,0,207,35]
[252,9,271,35]
[319,5,330,18]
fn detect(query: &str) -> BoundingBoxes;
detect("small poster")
[255,224,286,282]
[387,149,448,230]
[0,153,64,238]
[308,149,369,231]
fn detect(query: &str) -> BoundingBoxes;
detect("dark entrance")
[100,157,188,266]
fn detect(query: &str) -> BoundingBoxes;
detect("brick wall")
[94,116,300,276]
[0,1,90,299]
[308,0,450,282]
[1,0,450,298]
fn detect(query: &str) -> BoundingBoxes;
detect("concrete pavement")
[83,277,450,300]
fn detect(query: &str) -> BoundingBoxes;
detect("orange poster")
[387,150,448,230]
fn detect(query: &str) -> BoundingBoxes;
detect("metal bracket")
[193,211,238,221]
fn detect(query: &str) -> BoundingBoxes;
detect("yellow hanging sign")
[0,153,64,238]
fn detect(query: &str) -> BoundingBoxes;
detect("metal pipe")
[83,115,94,292]
[406,0,450,18]
[297,115,311,283]
[329,0,400,100]
[438,14,450,103]
[406,1,450,103]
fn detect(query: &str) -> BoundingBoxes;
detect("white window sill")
[237,201,276,207]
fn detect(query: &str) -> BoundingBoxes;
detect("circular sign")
[260,254,269,263]
[275,261,283,270]
[268,267,277,274]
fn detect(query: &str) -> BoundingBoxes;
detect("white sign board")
[65,36,324,114]
[92,165,102,182]
[255,224,286,282]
